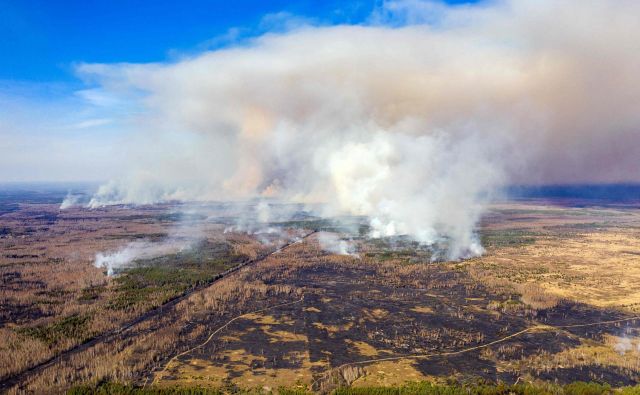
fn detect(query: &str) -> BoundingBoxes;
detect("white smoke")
[327,132,498,259]
[94,239,194,276]
[221,200,312,247]
[77,0,640,259]
[613,327,640,356]
[317,232,358,257]
[614,336,633,356]
[93,208,207,275]
[60,193,82,209]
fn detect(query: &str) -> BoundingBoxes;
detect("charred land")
[2,189,640,393]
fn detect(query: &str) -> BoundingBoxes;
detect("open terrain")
[1,186,640,393]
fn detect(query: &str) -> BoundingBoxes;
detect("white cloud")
[70,118,113,129]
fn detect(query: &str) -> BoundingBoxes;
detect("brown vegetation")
[3,199,640,393]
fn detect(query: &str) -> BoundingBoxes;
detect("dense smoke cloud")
[80,0,640,259]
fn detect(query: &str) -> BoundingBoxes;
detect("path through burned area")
[5,231,638,393]
[0,231,316,393]
[152,236,639,390]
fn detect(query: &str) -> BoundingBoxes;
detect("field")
[1,185,640,393]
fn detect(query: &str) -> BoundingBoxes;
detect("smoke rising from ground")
[60,193,82,210]
[93,207,209,275]
[94,239,194,276]
[79,0,640,259]
[317,232,359,257]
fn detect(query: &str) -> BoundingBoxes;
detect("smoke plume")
[79,0,640,259]
[317,232,359,257]
[94,240,193,276]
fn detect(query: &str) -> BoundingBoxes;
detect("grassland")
[67,380,640,395]
[0,201,271,382]
[2,195,640,393]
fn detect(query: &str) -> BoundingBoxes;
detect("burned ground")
[2,194,640,393]
[0,199,276,383]
[152,226,640,391]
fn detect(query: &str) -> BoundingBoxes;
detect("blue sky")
[0,0,480,182]
[0,0,477,83]
[1,1,637,187]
